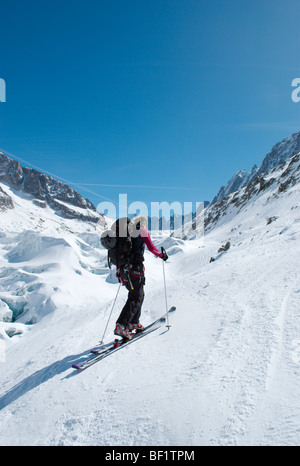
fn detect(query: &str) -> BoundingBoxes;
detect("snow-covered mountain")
[203,151,300,234]
[0,135,300,446]
[0,152,101,222]
[212,131,300,204]
[258,131,300,176]
[212,165,259,205]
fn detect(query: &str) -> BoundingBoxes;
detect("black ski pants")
[116,265,145,327]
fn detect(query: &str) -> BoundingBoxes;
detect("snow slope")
[0,159,300,445]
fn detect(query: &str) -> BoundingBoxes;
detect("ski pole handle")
[161,247,168,261]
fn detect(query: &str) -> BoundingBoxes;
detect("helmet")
[132,216,147,229]
[101,231,117,250]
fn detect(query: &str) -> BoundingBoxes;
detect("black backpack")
[101,217,133,269]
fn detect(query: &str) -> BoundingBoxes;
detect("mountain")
[212,131,300,204]
[0,152,110,326]
[258,131,300,175]
[212,165,258,205]
[179,149,300,240]
[0,177,110,326]
[0,152,101,222]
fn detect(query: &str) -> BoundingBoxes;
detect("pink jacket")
[140,228,162,258]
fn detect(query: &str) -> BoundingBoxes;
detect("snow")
[260,131,300,174]
[212,168,255,204]
[52,198,100,218]
[0,157,300,446]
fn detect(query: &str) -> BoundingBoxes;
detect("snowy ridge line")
[213,131,300,204]
[0,147,116,205]
[189,150,300,237]
[0,150,109,221]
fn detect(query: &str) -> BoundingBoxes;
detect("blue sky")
[0,0,299,211]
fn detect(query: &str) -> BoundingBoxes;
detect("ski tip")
[72,364,83,370]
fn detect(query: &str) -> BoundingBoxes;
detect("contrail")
[0,147,198,207]
[74,183,198,190]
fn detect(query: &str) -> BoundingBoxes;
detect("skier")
[113,216,168,339]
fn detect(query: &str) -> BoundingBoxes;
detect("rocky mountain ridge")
[204,150,300,233]
[0,152,101,223]
[213,131,300,204]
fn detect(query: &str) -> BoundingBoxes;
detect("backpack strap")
[108,251,112,269]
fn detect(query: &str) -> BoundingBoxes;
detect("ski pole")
[100,282,121,344]
[162,252,171,329]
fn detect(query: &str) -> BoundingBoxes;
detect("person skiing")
[112,216,168,339]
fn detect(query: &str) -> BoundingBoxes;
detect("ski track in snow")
[0,175,300,445]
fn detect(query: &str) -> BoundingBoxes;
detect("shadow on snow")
[0,349,91,411]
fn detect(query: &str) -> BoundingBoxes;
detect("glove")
[161,247,168,261]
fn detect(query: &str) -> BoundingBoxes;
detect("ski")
[90,341,115,355]
[72,306,176,371]
[90,305,176,355]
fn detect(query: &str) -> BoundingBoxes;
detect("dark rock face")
[0,186,14,211]
[0,152,101,222]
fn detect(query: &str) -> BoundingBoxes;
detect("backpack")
[101,217,133,269]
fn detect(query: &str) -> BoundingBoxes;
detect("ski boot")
[114,323,132,340]
[127,322,145,333]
